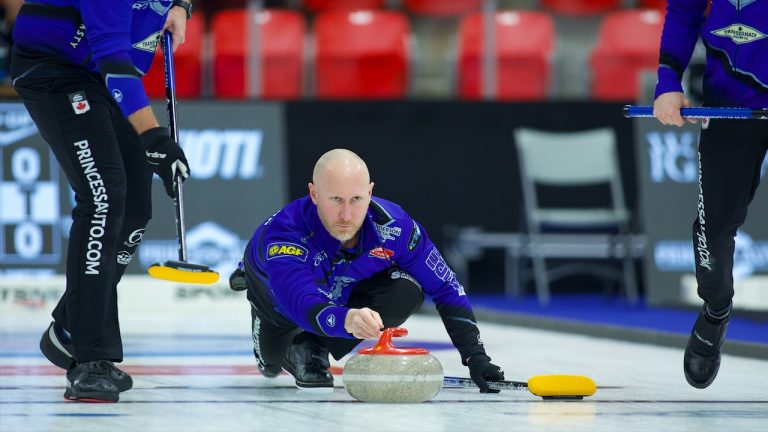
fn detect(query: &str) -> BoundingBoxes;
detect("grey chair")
[514,127,639,305]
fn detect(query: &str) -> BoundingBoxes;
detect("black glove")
[467,354,504,393]
[140,127,190,197]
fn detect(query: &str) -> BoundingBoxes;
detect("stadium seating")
[541,0,620,16]
[303,0,385,12]
[639,0,667,9]
[142,13,204,98]
[457,11,554,100]
[212,9,305,99]
[403,0,482,17]
[314,10,410,99]
[590,9,664,101]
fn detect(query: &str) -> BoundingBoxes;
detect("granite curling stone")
[343,327,443,403]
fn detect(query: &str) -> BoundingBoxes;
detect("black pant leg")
[13,56,130,362]
[243,261,301,373]
[694,119,768,310]
[321,268,424,360]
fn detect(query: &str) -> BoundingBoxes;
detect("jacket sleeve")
[396,219,487,363]
[262,231,352,338]
[81,0,151,117]
[655,0,709,98]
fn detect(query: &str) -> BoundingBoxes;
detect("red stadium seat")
[403,0,482,16]
[212,9,305,99]
[590,9,664,101]
[303,0,385,12]
[142,13,204,99]
[314,10,410,99]
[639,0,667,9]
[541,0,620,16]
[458,11,554,100]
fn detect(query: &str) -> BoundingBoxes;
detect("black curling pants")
[246,266,424,375]
[12,47,153,362]
[693,118,768,311]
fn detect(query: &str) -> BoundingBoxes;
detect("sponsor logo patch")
[711,24,766,44]
[116,251,133,265]
[132,30,162,52]
[68,91,90,115]
[407,221,422,251]
[374,221,401,241]
[124,228,146,247]
[369,247,394,260]
[266,242,308,261]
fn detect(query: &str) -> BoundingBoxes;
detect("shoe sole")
[64,388,119,403]
[283,364,334,391]
[684,367,719,389]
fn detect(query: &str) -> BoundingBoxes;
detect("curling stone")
[343,327,443,403]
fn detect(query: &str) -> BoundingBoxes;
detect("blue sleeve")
[655,0,709,98]
[81,0,151,117]
[262,228,352,338]
[395,218,486,361]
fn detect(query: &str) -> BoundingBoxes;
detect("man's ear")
[308,182,318,204]
[369,182,374,197]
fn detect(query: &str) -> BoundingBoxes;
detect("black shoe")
[64,360,120,402]
[40,321,76,369]
[229,268,248,291]
[282,334,334,389]
[40,321,133,392]
[684,308,729,389]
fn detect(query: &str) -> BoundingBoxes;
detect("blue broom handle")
[623,105,768,120]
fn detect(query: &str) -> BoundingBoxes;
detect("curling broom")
[443,375,597,400]
[623,105,768,120]
[147,31,219,285]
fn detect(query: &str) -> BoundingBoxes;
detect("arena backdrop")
[2,100,765,309]
[0,101,287,278]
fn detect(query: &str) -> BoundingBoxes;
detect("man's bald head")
[308,149,374,247]
[312,148,370,187]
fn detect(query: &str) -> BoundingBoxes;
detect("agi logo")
[266,242,308,262]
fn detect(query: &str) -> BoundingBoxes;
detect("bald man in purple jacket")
[233,149,504,392]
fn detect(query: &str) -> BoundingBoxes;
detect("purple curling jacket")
[243,195,487,361]
[656,0,768,108]
[13,1,172,116]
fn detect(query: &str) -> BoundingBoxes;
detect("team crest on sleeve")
[407,221,422,251]
[266,242,308,262]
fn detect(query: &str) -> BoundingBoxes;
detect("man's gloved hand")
[140,127,190,197]
[467,354,504,393]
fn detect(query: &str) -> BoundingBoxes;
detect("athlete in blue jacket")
[11,0,194,402]
[232,149,504,391]
[653,0,768,388]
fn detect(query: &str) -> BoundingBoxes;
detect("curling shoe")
[684,307,729,389]
[282,334,334,389]
[64,361,120,402]
[41,322,133,392]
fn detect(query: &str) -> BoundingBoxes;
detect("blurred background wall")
[1,0,766,312]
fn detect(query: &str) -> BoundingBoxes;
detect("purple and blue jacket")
[656,0,768,108]
[243,195,487,361]
[13,0,171,116]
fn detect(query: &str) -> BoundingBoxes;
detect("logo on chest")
[711,24,766,44]
[266,242,308,261]
[369,247,394,260]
